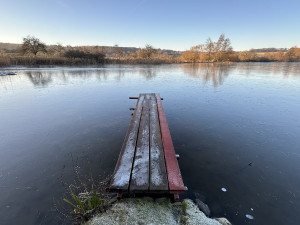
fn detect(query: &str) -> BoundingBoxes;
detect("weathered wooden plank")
[110,93,186,194]
[109,95,144,191]
[149,95,168,191]
[155,94,185,192]
[130,94,150,191]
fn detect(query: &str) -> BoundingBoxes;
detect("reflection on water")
[1,67,156,88]
[182,63,231,87]
[1,63,299,88]
[139,67,157,80]
[9,66,158,87]
[0,63,300,225]
[26,71,53,87]
[235,62,300,77]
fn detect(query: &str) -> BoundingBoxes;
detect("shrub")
[64,50,105,63]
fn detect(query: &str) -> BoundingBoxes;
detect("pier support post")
[117,193,122,200]
[174,194,179,201]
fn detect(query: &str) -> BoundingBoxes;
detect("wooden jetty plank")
[110,95,145,191]
[149,95,168,191]
[155,93,185,192]
[130,94,150,191]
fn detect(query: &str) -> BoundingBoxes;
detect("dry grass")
[0,55,105,67]
[107,58,178,64]
[0,55,180,67]
[54,157,113,225]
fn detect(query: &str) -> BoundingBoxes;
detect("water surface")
[0,63,300,225]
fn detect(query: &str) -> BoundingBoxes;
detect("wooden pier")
[107,93,186,199]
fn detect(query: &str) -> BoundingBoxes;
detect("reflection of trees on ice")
[182,63,231,87]
[182,62,300,87]
[21,67,158,87]
[26,71,53,87]
[1,63,299,88]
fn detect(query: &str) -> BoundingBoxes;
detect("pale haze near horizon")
[0,0,299,51]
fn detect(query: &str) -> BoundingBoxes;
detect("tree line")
[182,34,234,62]
[0,35,300,67]
[18,36,190,62]
[181,34,300,62]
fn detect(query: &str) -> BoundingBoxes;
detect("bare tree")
[21,35,47,56]
[181,49,199,62]
[182,34,234,63]
[205,38,214,62]
[113,44,125,59]
[54,42,64,57]
[214,34,233,62]
[137,44,157,59]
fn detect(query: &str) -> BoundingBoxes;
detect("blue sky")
[0,0,299,51]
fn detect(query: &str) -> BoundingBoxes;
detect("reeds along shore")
[1,50,300,67]
[2,47,300,67]
[0,55,104,67]
[0,55,180,67]
[1,47,300,67]
[0,51,300,67]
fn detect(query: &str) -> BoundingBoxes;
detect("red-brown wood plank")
[155,93,185,192]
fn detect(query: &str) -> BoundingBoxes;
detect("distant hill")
[1,42,290,55]
[0,42,182,56]
[0,43,22,53]
[250,48,288,52]
[70,45,182,56]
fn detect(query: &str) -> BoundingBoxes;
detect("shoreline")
[1,53,299,68]
[2,60,299,70]
[84,197,231,225]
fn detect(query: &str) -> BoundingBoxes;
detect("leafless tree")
[182,34,234,62]
[54,42,64,57]
[214,34,233,62]
[205,38,214,61]
[137,44,157,59]
[113,44,125,59]
[21,35,47,56]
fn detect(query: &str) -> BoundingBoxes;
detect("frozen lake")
[0,63,300,225]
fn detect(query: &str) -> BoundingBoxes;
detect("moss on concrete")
[85,198,224,225]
